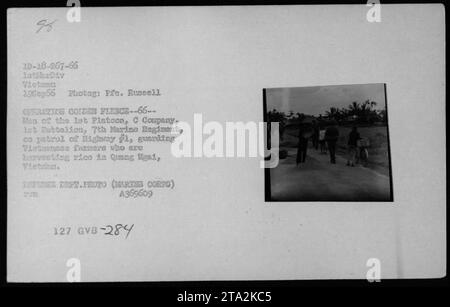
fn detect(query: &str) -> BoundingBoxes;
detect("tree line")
[268,99,387,126]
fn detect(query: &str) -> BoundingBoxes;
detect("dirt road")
[269,145,392,201]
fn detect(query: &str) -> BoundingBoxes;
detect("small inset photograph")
[264,83,393,202]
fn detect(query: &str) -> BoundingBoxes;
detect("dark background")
[0,0,448,300]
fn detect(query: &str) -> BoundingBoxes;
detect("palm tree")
[362,100,378,123]
[325,107,339,119]
[348,101,361,116]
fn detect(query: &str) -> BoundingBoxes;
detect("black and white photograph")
[2,0,446,291]
[265,84,393,202]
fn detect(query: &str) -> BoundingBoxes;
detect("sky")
[266,83,386,116]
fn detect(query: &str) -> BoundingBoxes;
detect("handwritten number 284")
[101,224,134,238]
